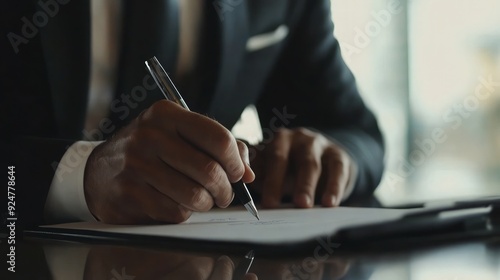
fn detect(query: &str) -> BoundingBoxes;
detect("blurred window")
[331,0,500,205]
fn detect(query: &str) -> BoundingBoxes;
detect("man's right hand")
[83,100,255,224]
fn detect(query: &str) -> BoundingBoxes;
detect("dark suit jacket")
[3,0,384,228]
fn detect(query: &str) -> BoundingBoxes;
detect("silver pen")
[145,56,260,220]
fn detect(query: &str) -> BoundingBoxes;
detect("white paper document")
[43,207,409,245]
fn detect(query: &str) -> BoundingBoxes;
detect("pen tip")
[244,201,260,221]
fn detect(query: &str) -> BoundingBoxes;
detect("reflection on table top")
[7,237,500,280]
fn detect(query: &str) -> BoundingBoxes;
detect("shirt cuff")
[44,141,103,223]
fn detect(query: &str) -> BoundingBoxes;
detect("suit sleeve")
[2,1,77,229]
[8,138,75,229]
[255,0,385,201]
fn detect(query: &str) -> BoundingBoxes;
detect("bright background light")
[331,0,500,205]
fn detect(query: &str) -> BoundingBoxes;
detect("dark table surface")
[4,234,500,280]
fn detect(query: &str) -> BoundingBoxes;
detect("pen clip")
[145,56,190,110]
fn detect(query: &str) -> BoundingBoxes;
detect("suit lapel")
[207,1,249,127]
[39,1,90,139]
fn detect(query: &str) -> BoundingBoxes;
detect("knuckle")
[151,100,169,113]
[189,188,211,210]
[304,155,321,170]
[324,145,337,155]
[215,129,235,154]
[137,108,151,122]
[142,103,160,120]
[142,100,174,121]
[338,149,351,163]
[331,157,346,169]
[295,127,313,136]
[295,128,319,143]
[276,127,290,134]
[218,190,234,208]
[190,188,205,206]
[215,135,245,179]
[203,161,224,190]
[273,128,289,140]
[326,146,348,163]
[217,256,235,271]
[170,206,192,223]
[227,161,244,180]
[237,140,249,155]
[213,126,233,144]
[268,149,288,162]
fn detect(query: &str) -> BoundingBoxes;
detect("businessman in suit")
[3,0,384,227]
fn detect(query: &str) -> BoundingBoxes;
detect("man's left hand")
[249,128,354,208]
